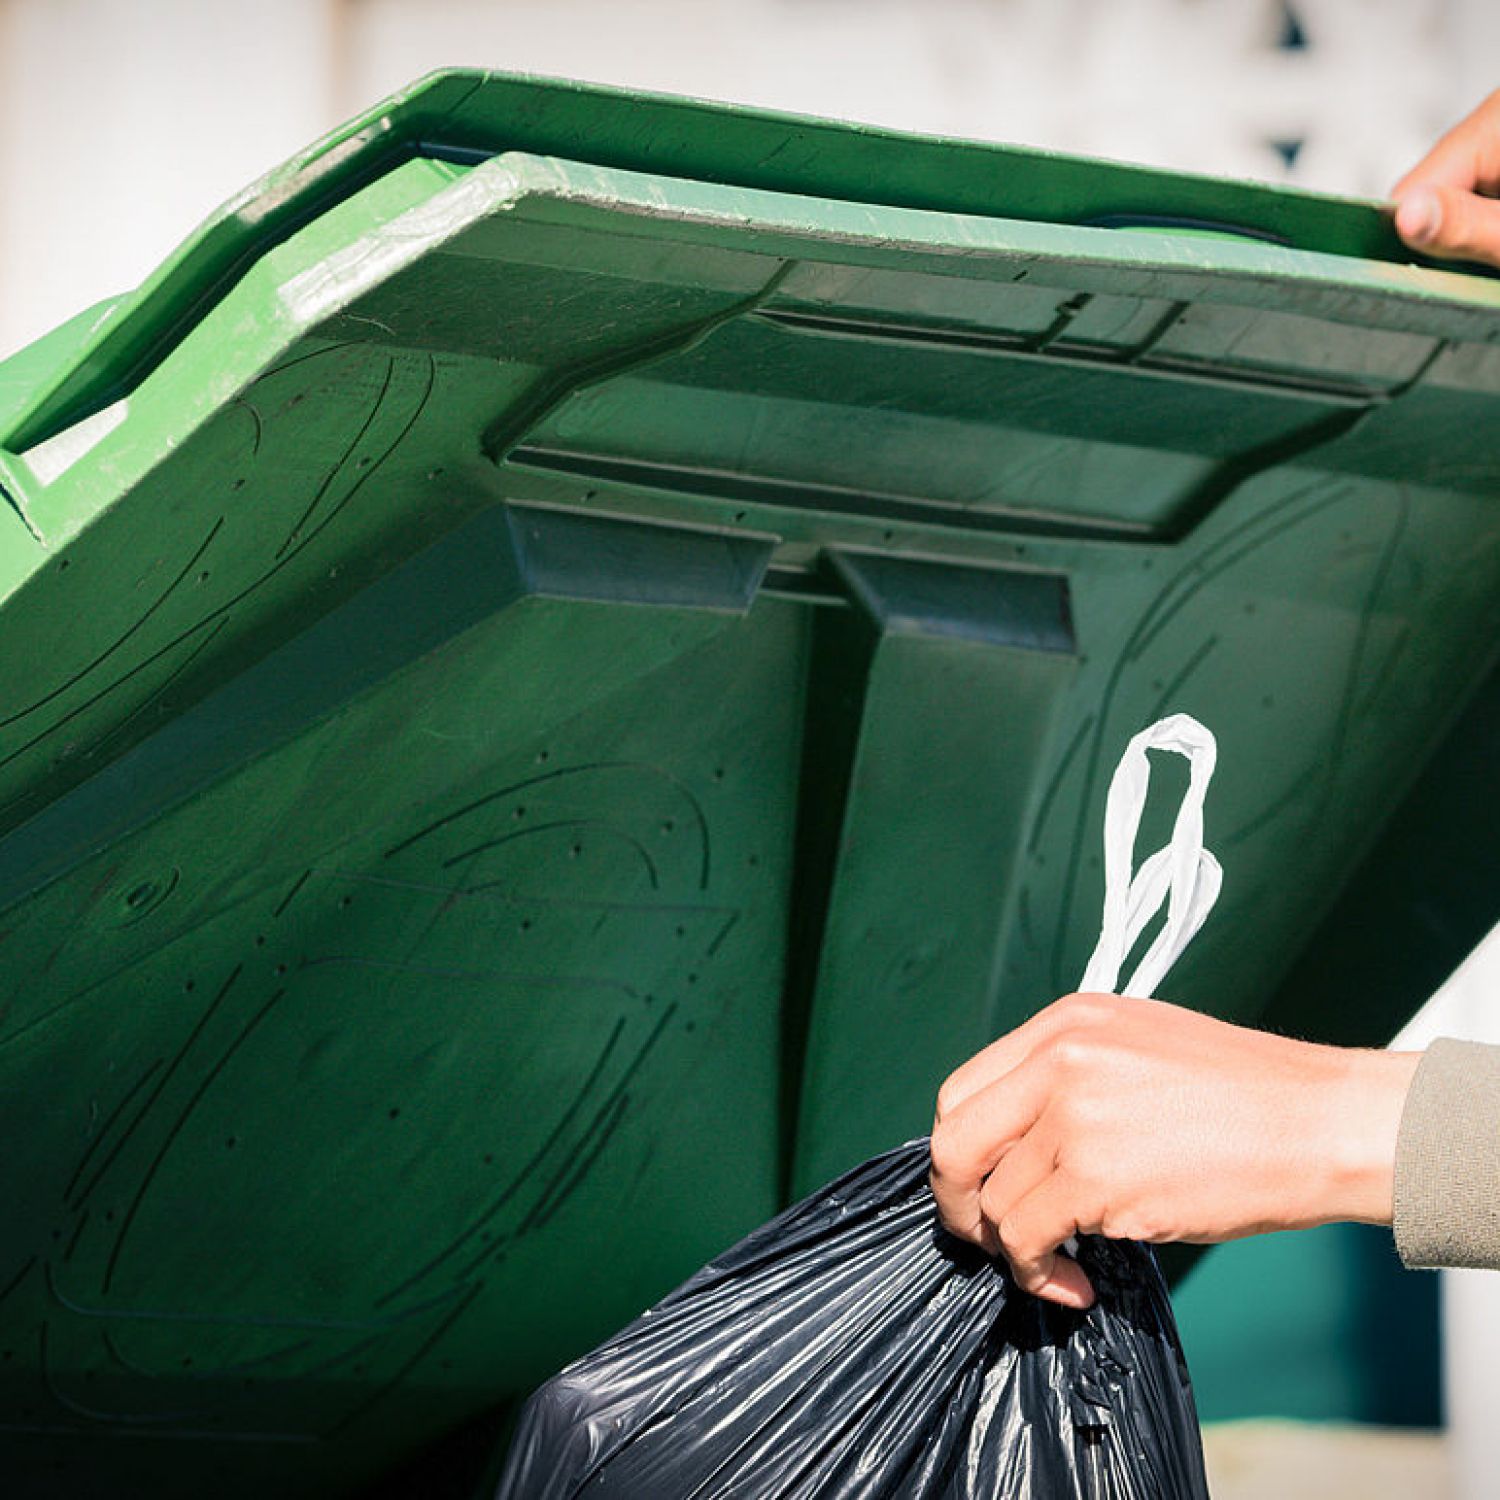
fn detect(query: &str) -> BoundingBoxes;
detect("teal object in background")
[1177,1226,1441,1427]
[0,68,1495,1493]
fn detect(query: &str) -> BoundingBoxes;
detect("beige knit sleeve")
[1394,1037,1500,1270]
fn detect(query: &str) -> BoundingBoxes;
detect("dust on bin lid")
[0,69,1496,1497]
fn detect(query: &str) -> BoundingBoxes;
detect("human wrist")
[1315,1047,1421,1226]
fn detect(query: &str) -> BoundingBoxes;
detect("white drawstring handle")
[1077,713,1222,1000]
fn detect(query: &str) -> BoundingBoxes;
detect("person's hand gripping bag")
[496,716,1219,1499]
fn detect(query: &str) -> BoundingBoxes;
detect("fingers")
[935,1104,1098,1310]
[995,1173,1095,1310]
[931,996,1117,1252]
[930,1058,1054,1248]
[1393,184,1500,269]
[934,993,1112,1123]
[978,1132,1055,1239]
[1391,90,1500,271]
[981,1135,1098,1310]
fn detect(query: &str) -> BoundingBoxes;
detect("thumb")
[1394,185,1500,269]
[1026,1251,1095,1311]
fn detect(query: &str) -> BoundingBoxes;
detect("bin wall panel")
[790,554,1079,1193]
[0,553,803,1491]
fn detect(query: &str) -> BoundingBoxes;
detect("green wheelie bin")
[1,69,1499,1495]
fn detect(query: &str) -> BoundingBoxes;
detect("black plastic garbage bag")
[496,1140,1207,1498]
[497,717,1220,1497]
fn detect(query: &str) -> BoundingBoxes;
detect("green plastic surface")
[2,69,1498,1493]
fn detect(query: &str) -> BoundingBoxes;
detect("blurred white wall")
[0,0,1497,357]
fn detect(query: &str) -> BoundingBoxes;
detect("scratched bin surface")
[3,68,1500,1496]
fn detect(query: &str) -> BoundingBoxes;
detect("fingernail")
[1396,188,1442,245]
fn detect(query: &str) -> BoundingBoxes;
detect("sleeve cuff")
[1394,1036,1500,1270]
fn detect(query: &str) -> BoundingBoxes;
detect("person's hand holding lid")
[1394,90,1500,269]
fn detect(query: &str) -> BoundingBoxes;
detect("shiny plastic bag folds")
[498,1139,1207,1497]
[497,716,1219,1497]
